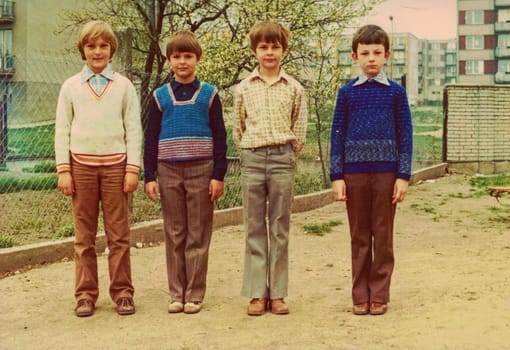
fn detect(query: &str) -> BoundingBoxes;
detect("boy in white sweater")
[55,20,142,317]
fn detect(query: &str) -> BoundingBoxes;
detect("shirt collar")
[248,66,290,84]
[170,78,200,90]
[80,64,115,83]
[353,71,390,86]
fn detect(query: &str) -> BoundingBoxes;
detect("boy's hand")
[145,181,160,203]
[123,172,139,193]
[58,172,74,196]
[392,178,409,204]
[332,179,347,201]
[209,179,224,202]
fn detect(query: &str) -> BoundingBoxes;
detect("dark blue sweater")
[329,78,413,181]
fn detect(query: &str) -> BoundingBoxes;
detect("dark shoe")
[270,298,289,315]
[352,302,370,315]
[116,297,135,315]
[75,299,95,317]
[370,302,388,315]
[247,298,267,316]
[183,302,202,314]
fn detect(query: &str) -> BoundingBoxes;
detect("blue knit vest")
[154,82,216,162]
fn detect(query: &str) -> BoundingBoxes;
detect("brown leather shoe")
[352,302,370,315]
[116,297,135,315]
[270,298,289,315]
[247,298,267,316]
[370,302,388,315]
[75,299,95,317]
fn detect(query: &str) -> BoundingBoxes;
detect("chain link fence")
[0,50,443,248]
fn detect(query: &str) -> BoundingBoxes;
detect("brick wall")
[444,85,510,172]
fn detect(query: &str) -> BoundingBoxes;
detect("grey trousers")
[157,160,214,303]
[240,144,295,299]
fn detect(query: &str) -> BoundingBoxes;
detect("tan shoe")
[352,302,370,315]
[247,298,267,316]
[184,302,202,314]
[369,302,388,315]
[270,298,289,315]
[116,297,135,315]
[75,299,95,317]
[168,301,184,313]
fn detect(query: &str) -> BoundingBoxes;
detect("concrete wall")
[444,84,510,173]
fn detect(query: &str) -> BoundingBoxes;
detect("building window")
[447,66,457,75]
[465,10,484,25]
[466,60,484,74]
[446,54,456,64]
[0,29,13,71]
[498,9,510,23]
[466,35,484,49]
[498,60,510,73]
[498,34,510,48]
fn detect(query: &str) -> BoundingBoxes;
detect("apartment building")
[457,0,510,84]
[420,39,457,102]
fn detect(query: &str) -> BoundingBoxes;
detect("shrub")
[0,235,16,248]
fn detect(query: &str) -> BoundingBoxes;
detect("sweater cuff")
[125,164,140,175]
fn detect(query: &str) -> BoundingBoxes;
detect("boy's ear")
[385,50,391,59]
[351,52,358,61]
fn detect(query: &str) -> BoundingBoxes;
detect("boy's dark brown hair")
[351,24,390,53]
[166,31,202,60]
[77,20,118,60]
[249,21,290,52]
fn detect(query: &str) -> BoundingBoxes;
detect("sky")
[352,0,458,40]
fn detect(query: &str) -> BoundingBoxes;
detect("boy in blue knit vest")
[144,31,227,314]
[329,24,413,316]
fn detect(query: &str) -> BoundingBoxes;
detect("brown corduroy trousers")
[344,172,397,305]
[71,160,134,304]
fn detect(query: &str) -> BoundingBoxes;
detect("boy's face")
[168,51,198,84]
[83,36,112,74]
[352,43,390,79]
[253,41,284,73]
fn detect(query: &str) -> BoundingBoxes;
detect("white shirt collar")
[353,71,390,86]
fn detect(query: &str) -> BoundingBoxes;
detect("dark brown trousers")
[344,172,396,305]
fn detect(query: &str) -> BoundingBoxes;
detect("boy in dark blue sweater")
[329,24,413,316]
[144,31,227,314]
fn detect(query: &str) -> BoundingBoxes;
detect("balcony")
[0,1,14,24]
[495,46,510,58]
[495,21,510,33]
[495,71,510,83]
[495,0,510,8]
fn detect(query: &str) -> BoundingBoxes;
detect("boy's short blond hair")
[249,21,290,52]
[166,31,202,60]
[77,20,118,60]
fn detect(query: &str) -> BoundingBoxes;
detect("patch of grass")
[0,235,16,248]
[54,222,75,239]
[8,125,55,159]
[469,174,510,198]
[303,220,341,236]
[22,161,57,173]
[0,175,58,194]
[0,166,8,172]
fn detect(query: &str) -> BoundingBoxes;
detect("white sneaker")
[168,301,184,313]
[183,302,202,314]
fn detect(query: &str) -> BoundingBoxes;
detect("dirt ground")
[1,173,509,350]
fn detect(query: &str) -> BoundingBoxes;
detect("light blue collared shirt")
[353,71,390,87]
[80,64,115,95]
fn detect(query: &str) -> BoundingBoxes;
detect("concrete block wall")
[444,85,510,173]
